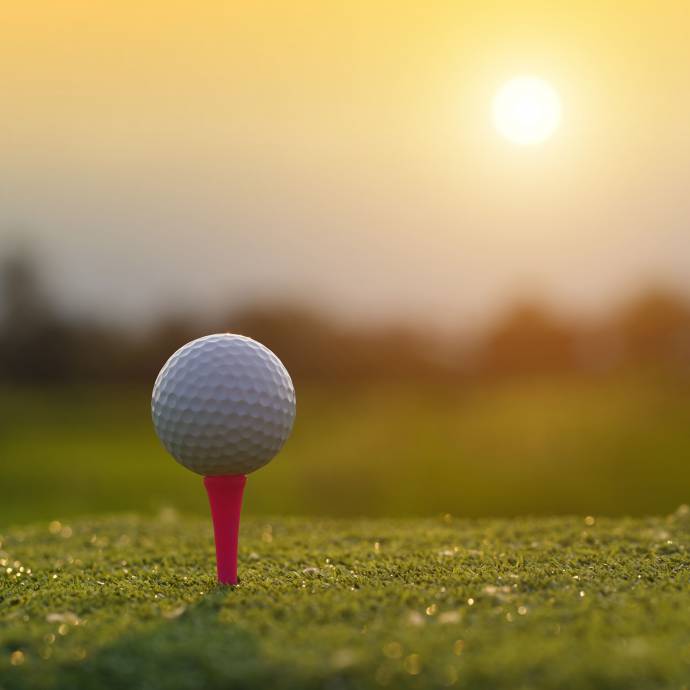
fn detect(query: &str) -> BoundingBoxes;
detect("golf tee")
[203,474,247,585]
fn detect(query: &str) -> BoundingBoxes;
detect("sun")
[492,76,562,145]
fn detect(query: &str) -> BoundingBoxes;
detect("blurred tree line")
[1,253,689,386]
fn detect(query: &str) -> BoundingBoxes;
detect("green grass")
[2,375,690,523]
[2,511,690,689]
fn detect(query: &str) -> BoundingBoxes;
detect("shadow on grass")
[47,590,326,690]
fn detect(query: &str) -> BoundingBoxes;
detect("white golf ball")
[151,334,296,476]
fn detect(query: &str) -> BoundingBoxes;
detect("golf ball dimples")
[152,334,296,476]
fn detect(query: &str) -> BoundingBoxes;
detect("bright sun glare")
[493,76,562,145]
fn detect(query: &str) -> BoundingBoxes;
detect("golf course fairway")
[2,512,690,689]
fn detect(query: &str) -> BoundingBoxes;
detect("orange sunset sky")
[2,1,689,327]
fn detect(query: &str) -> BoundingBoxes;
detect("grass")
[2,511,690,689]
[2,374,690,523]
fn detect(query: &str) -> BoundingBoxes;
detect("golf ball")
[151,334,296,476]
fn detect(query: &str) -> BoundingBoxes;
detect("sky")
[1,1,689,329]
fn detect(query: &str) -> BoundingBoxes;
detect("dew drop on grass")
[404,654,421,675]
[382,641,402,659]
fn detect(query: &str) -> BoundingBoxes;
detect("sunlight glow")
[493,76,562,145]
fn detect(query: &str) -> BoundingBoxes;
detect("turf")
[2,511,690,689]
